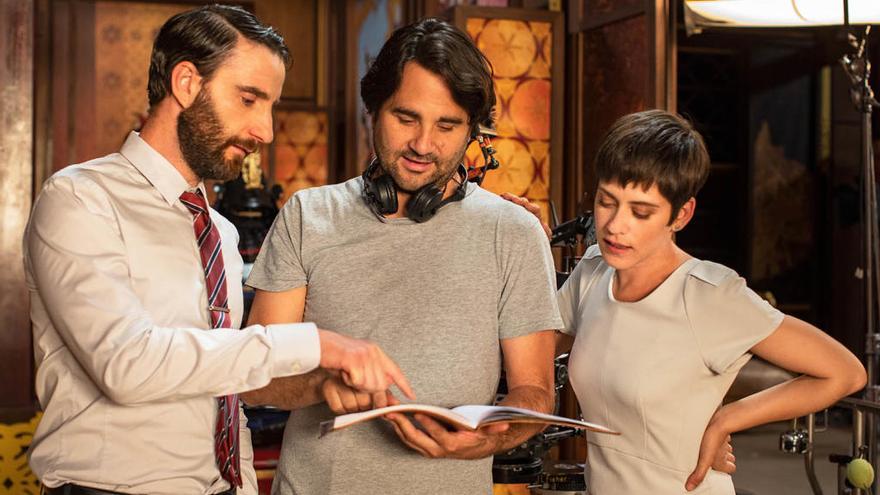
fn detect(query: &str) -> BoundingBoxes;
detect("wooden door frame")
[0,0,36,413]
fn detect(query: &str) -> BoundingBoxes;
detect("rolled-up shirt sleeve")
[25,176,320,405]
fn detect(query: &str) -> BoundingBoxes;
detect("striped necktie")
[180,189,241,488]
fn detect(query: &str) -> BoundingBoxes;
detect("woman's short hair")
[595,109,710,223]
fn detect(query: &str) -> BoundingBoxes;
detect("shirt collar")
[119,131,206,206]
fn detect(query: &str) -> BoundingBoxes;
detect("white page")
[325,403,619,436]
[453,405,618,434]
[329,404,476,430]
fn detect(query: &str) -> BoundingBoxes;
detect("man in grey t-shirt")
[242,18,564,495]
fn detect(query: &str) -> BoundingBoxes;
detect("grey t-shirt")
[247,177,564,495]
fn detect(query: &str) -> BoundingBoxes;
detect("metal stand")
[786,25,878,495]
[841,25,880,493]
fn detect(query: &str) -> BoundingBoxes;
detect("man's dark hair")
[595,109,710,223]
[360,17,495,135]
[147,4,290,109]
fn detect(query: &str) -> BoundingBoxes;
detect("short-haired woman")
[513,109,866,494]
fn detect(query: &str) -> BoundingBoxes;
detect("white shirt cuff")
[266,322,321,377]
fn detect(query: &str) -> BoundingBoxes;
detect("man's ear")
[169,61,203,109]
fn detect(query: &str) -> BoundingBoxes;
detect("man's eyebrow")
[392,107,464,126]
[237,85,270,100]
[391,107,419,119]
[438,116,465,126]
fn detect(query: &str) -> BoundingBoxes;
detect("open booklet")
[319,404,619,437]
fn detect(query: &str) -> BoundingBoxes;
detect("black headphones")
[361,158,468,223]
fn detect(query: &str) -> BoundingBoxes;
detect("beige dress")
[558,245,783,494]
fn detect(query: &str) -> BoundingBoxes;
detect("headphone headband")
[362,159,467,222]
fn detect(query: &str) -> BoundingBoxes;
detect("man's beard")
[372,135,466,194]
[177,89,257,182]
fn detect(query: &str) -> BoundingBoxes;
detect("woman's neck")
[613,244,691,302]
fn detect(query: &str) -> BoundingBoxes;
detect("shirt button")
[292,361,302,373]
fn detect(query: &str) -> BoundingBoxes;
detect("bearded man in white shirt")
[23,5,412,495]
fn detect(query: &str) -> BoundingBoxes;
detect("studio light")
[684,0,880,31]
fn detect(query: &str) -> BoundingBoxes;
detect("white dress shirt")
[24,132,320,494]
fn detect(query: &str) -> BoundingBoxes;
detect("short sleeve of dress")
[557,244,604,336]
[684,261,784,374]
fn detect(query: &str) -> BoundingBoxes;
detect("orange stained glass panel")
[464,17,554,224]
[273,110,329,203]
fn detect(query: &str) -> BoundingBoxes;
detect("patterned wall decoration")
[0,414,42,495]
[272,109,329,203]
[93,2,192,157]
[462,16,555,224]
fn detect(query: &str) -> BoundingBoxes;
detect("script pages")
[319,404,619,437]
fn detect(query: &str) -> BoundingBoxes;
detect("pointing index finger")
[384,355,416,400]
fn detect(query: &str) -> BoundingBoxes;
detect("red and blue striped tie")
[180,189,241,488]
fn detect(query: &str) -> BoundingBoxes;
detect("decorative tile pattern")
[272,110,329,202]
[0,414,42,495]
[463,17,555,224]
[94,2,191,156]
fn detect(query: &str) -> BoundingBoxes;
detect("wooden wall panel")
[49,0,72,175]
[256,0,319,102]
[48,1,194,174]
[93,2,192,157]
[582,15,650,195]
[569,0,643,32]
[0,0,36,409]
[565,0,673,216]
[72,1,98,166]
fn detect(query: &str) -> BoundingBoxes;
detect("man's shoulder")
[292,177,360,201]
[465,186,535,216]
[282,177,361,212]
[53,153,131,180]
[40,154,135,202]
[281,177,368,223]
[463,186,545,233]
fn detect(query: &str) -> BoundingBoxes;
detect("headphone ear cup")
[406,184,445,223]
[370,173,398,215]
